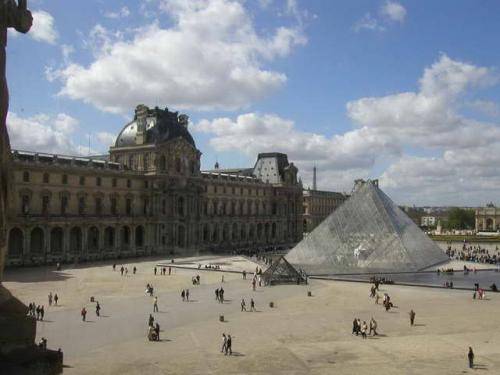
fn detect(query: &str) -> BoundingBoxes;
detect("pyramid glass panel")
[286,181,448,275]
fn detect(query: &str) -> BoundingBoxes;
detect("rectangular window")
[78,197,85,215]
[21,195,30,214]
[95,197,102,215]
[127,179,131,188]
[43,173,50,183]
[42,196,50,215]
[126,199,132,215]
[23,171,30,182]
[96,177,102,186]
[61,196,68,215]
[79,176,85,186]
[111,198,117,215]
[143,198,149,215]
[112,178,117,187]
[62,174,68,184]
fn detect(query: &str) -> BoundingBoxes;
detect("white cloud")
[95,132,116,148]
[30,10,58,44]
[104,6,131,19]
[51,0,306,114]
[353,13,384,32]
[6,112,93,155]
[354,1,406,32]
[467,99,500,118]
[198,55,500,205]
[380,1,406,23]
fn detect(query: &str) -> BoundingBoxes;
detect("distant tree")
[443,208,475,230]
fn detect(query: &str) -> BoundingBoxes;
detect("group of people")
[221,333,233,355]
[215,287,225,303]
[181,289,190,301]
[240,298,256,312]
[145,283,154,296]
[446,243,500,265]
[27,303,45,320]
[192,275,201,285]
[80,300,101,321]
[147,314,161,342]
[352,317,378,338]
[115,265,137,276]
[47,292,59,306]
[153,266,171,275]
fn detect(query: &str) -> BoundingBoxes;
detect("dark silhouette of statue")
[0,3,62,373]
[1,0,32,279]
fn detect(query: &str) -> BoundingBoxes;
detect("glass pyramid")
[286,181,448,275]
[262,256,306,285]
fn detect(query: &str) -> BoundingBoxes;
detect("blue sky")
[6,0,500,206]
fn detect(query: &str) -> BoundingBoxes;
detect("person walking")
[241,298,246,312]
[40,305,45,321]
[215,288,220,302]
[242,270,246,280]
[219,288,224,303]
[36,305,41,320]
[409,310,416,326]
[226,334,232,355]
[54,293,59,306]
[168,267,171,275]
[96,301,101,317]
[120,266,124,276]
[221,333,227,353]
[81,307,87,321]
[468,347,474,369]
[48,292,53,306]
[181,289,185,301]
[153,296,159,312]
[133,266,137,274]
[155,322,160,341]
[361,321,368,339]
[154,267,157,276]
[352,318,358,335]
[250,298,256,312]
[186,289,190,301]
[369,317,378,336]
[148,314,154,327]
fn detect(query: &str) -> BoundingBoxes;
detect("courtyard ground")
[3,256,500,374]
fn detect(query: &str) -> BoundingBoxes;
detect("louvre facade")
[5,105,303,266]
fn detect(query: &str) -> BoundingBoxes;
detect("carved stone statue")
[0,4,62,371]
[0,0,32,279]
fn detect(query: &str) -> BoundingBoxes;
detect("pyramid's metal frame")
[262,256,306,285]
[286,181,448,275]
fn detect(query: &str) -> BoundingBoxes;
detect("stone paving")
[4,256,500,374]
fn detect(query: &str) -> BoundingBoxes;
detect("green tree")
[444,208,475,230]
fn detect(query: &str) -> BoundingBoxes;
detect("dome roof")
[114,105,195,148]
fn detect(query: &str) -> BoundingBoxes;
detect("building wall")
[303,189,346,233]
[5,143,302,266]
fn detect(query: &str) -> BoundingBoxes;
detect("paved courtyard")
[4,256,500,374]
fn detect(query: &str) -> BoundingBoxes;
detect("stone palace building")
[5,105,303,266]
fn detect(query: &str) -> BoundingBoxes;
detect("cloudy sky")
[6,0,500,206]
